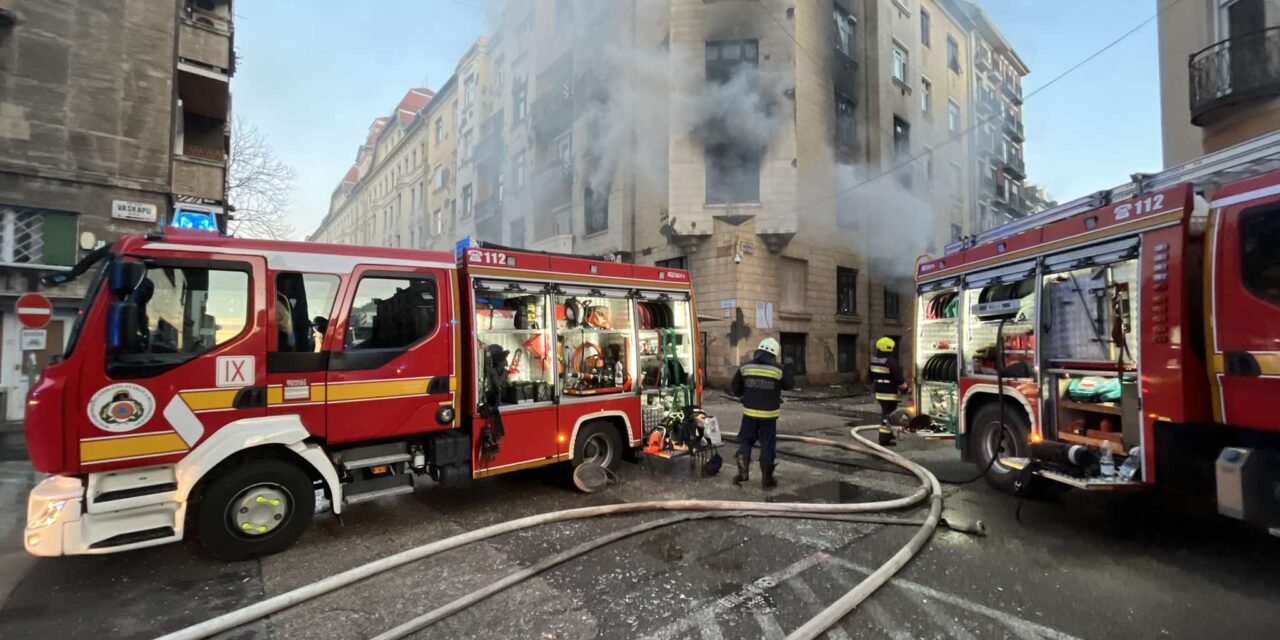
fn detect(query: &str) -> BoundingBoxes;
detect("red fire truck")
[913,132,1280,533]
[23,235,703,558]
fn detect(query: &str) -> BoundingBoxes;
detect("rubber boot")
[732,454,751,485]
[761,462,777,489]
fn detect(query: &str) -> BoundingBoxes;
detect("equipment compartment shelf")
[1058,399,1124,415]
[475,328,546,335]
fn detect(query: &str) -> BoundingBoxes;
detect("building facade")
[1158,0,1280,167]
[310,0,1030,386]
[0,0,234,419]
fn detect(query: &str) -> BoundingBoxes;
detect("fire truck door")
[267,272,343,436]
[1209,198,1280,430]
[325,267,454,444]
[81,257,266,470]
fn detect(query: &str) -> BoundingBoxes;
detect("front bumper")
[25,474,182,557]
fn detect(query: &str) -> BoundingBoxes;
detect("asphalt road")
[1,399,1279,639]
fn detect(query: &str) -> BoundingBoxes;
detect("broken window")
[834,92,856,156]
[837,267,858,315]
[704,39,763,204]
[585,184,609,234]
[893,117,911,189]
[833,4,855,57]
[947,35,961,73]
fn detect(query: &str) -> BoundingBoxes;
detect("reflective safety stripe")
[743,407,782,419]
[741,365,782,380]
[875,393,900,401]
[869,365,891,374]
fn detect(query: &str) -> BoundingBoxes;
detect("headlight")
[28,499,69,530]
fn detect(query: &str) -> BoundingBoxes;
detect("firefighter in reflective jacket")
[870,336,906,445]
[730,337,796,488]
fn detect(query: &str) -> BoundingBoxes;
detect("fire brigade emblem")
[87,383,156,433]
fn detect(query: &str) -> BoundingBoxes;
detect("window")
[705,39,763,205]
[920,9,931,47]
[461,184,473,217]
[884,289,902,319]
[920,77,932,116]
[948,99,960,133]
[781,333,807,375]
[515,150,526,187]
[0,206,78,267]
[951,223,962,242]
[837,334,858,373]
[705,39,759,84]
[462,129,473,161]
[509,218,526,248]
[513,79,528,122]
[657,256,688,269]
[835,92,856,153]
[947,35,960,73]
[464,74,476,107]
[345,276,438,350]
[585,184,609,234]
[434,166,447,191]
[833,4,855,57]
[274,273,340,353]
[950,161,963,191]
[1240,204,1280,305]
[837,267,858,315]
[893,117,910,159]
[780,258,808,312]
[121,265,249,359]
[923,146,934,179]
[432,209,443,235]
[892,42,908,83]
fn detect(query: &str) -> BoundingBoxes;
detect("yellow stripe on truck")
[178,389,240,411]
[326,378,430,402]
[81,432,189,463]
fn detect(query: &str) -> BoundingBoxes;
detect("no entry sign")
[15,293,52,329]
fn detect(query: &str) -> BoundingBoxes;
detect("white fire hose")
[158,426,942,640]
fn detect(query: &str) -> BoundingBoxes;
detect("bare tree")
[227,116,297,239]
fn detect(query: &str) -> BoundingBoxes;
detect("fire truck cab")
[23,233,702,558]
[912,133,1280,531]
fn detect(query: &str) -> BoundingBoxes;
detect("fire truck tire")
[970,402,1031,494]
[193,458,316,560]
[572,422,623,471]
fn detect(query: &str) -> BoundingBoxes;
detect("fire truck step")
[341,453,412,471]
[343,474,415,505]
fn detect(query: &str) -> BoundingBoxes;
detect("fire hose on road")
[158,426,943,640]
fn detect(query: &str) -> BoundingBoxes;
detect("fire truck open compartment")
[915,283,961,433]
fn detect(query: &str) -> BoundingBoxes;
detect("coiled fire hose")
[158,426,942,640]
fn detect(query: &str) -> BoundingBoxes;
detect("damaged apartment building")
[310,0,1030,386]
[0,0,235,419]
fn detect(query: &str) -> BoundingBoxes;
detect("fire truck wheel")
[193,458,316,560]
[573,422,623,471]
[971,402,1031,494]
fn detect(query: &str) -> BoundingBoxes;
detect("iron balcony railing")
[1191,27,1280,126]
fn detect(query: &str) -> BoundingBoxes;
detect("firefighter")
[870,336,906,446]
[730,337,795,488]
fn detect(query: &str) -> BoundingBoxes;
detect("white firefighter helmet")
[757,337,781,358]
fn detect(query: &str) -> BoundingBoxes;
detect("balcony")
[1190,27,1280,127]
[1000,79,1023,105]
[1002,112,1024,142]
[1002,155,1026,180]
[531,90,573,141]
[977,89,998,116]
[172,155,226,201]
[475,197,500,222]
[975,47,992,72]
[178,18,232,76]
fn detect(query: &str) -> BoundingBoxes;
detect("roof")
[341,165,360,195]
[364,117,390,148]
[397,88,435,125]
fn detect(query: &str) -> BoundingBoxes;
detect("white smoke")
[834,159,939,283]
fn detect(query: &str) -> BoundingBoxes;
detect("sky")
[232,0,1165,239]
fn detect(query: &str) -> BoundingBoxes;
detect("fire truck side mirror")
[108,261,146,296]
[106,302,142,353]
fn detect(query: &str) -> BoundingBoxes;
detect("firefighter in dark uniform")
[730,337,796,488]
[870,336,906,446]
